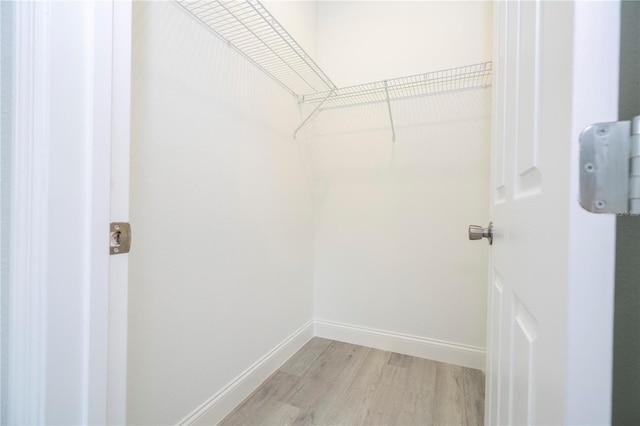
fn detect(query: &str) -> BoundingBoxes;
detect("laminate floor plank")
[364,363,415,425]
[259,402,302,426]
[462,367,485,426]
[432,363,467,426]
[219,371,300,426]
[285,342,373,425]
[282,341,367,411]
[279,338,333,377]
[399,357,438,425]
[388,352,413,368]
[301,345,372,425]
[220,338,485,426]
[322,348,391,426]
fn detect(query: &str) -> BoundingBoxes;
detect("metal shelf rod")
[317,85,491,112]
[384,80,396,143]
[294,89,335,140]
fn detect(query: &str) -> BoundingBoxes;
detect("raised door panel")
[510,295,539,425]
[486,271,503,425]
[492,0,508,204]
[515,0,542,198]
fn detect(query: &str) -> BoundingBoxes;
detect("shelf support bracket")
[384,80,396,142]
[294,89,335,139]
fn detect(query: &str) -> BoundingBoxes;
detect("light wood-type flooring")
[220,338,484,426]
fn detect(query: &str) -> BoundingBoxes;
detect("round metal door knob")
[469,222,493,245]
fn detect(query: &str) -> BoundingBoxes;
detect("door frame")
[7,0,620,424]
[108,2,133,424]
[8,2,51,422]
[7,1,128,423]
[564,2,619,420]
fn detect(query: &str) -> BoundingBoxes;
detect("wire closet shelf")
[300,62,493,109]
[175,0,336,97]
[174,0,493,140]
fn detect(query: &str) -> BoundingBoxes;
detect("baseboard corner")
[313,318,485,370]
[178,319,314,426]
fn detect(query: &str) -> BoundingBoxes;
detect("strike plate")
[110,222,131,255]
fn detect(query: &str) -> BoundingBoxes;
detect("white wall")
[128,1,492,423]
[127,2,316,424]
[316,1,493,87]
[264,0,318,59]
[312,1,492,362]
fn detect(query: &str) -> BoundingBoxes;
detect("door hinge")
[579,115,640,215]
[110,222,131,255]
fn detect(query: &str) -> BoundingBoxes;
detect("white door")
[485,1,619,425]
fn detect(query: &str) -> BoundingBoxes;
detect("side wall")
[127,2,316,424]
[313,1,493,368]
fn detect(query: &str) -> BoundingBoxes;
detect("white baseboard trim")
[178,318,484,425]
[314,319,485,371]
[178,320,314,426]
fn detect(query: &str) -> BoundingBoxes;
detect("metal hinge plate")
[579,116,640,215]
[110,222,131,255]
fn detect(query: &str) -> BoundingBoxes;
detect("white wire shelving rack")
[173,1,492,141]
[296,62,493,140]
[300,62,492,109]
[175,0,336,97]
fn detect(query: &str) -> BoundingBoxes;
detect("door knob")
[469,222,493,245]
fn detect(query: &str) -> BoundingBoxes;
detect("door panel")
[515,0,541,198]
[511,295,537,426]
[497,291,512,426]
[487,272,504,424]
[485,1,618,424]
[493,0,507,204]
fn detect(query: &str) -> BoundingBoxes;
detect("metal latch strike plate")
[110,222,131,255]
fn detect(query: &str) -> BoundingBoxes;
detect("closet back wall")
[312,1,493,368]
[316,1,493,86]
[128,2,317,424]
